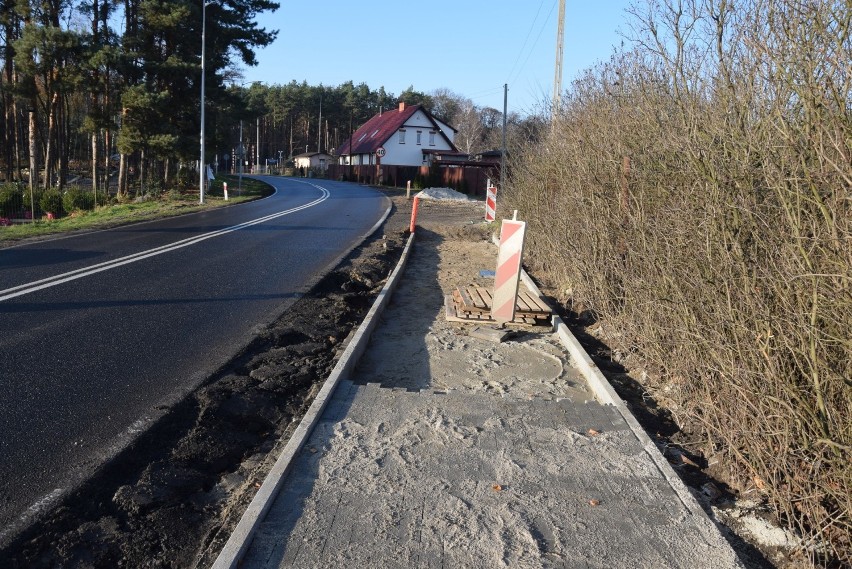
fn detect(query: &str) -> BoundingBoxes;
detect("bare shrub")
[507,0,851,564]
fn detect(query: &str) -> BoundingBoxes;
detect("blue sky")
[239,1,636,114]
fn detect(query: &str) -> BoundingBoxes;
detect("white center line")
[1,187,330,302]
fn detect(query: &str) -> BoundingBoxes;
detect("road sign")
[376,147,386,157]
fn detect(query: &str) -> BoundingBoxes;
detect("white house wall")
[433,118,456,144]
[381,109,454,166]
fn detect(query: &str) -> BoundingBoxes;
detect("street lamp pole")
[256,116,260,174]
[238,119,243,194]
[199,0,211,204]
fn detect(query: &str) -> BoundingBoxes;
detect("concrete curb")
[551,320,707,518]
[211,231,417,569]
[493,231,706,518]
[502,238,719,531]
[497,223,708,518]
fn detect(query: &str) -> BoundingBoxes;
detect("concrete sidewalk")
[215,222,744,568]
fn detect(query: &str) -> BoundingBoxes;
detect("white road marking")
[1,186,330,302]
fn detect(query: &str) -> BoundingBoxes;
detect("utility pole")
[500,83,507,194]
[553,0,565,117]
[238,119,243,193]
[199,0,210,203]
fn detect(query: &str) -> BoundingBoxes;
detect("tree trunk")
[90,0,100,197]
[137,148,145,196]
[57,93,69,190]
[28,109,38,192]
[13,98,22,181]
[118,153,127,197]
[92,132,99,197]
[3,23,13,182]
[43,92,59,189]
[103,128,111,196]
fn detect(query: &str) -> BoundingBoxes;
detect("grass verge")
[0,175,273,247]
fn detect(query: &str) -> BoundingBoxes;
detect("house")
[335,103,460,183]
[294,151,333,172]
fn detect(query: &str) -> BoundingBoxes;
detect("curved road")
[0,177,388,543]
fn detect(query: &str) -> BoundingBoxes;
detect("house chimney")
[399,101,406,112]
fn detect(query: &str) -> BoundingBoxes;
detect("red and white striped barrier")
[409,195,420,233]
[485,185,497,222]
[491,219,526,323]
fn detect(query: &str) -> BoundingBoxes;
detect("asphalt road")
[0,177,389,543]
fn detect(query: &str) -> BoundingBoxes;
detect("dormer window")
[398,129,406,144]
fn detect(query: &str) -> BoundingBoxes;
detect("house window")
[398,129,406,144]
[416,131,422,145]
[429,131,436,146]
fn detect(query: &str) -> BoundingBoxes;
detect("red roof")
[336,104,456,156]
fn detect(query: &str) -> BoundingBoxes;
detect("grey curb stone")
[211,223,415,569]
[494,227,705,516]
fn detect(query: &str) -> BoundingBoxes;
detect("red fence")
[326,162,500,197]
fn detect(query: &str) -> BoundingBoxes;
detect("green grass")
[0,176,274,246]
[206,174,271,199]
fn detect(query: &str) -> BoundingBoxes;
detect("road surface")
[0,177,388,545]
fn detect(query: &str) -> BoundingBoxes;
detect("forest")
[0,0,537,207]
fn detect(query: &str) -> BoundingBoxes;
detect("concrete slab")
[228,233,744,569]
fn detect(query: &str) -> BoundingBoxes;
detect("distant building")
[294,152,333,172]
[474,149,503,163]
[329,102,497,193]
[335,102,460,169]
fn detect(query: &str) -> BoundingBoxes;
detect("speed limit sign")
[376,147,386,157]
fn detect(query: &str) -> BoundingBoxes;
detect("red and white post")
[491,218,526,323]
[409,195,420,233]
[485,181,497,222]
[223,182,228,201]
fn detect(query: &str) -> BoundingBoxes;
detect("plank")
[467,287,489,310]
[456,287,474,309]
[478,287,494,306]
[459,286,491,313]
[444,296,550,328]
[521,292,551,313]
[515,294,533,313]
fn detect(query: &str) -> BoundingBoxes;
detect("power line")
[508,0,558,86]
[505,0,547,84]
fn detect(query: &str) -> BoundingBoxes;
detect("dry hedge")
[506,1,851,565]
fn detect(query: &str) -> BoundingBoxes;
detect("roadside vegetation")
[0,0,532,206]
[0,174,271,245]
[507,1,850,565]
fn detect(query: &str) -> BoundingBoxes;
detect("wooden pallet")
[445,285,552,327]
